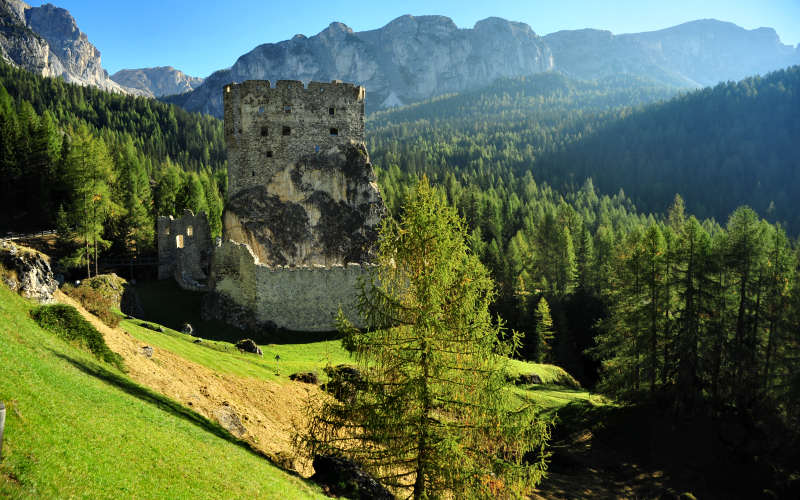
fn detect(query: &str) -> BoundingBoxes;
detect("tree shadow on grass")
[48,349,288,466]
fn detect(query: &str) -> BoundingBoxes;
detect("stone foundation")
[204,240,370,332]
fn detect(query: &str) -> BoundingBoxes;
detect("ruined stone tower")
[203,80,385,332]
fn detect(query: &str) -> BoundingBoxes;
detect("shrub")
[62,282,121,327]
[31,304,125,371]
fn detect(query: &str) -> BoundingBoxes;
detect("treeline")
[372,71,800,430]
[370,66,800,233]
[0,61,225,274]
[543,66,800,231]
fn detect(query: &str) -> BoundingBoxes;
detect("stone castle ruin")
[183,79,386,332]
[157,209,212,291]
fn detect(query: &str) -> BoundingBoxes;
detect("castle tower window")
[315,145,320,153]
[283,126,291,136]
[187,226,193,237]
[252,171,256,177]
[267,151,273,158]
[261,126,269,137]
[258,106,264,114]
[329,107,335,115]
[176,234,184,249]
[284,105,292,113]
[330,128,339,136]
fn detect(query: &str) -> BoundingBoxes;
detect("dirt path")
[56,291,320,475]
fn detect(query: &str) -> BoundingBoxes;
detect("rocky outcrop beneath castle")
[203,240,369,332]
[0,240,57,303]
[223,141,384,266]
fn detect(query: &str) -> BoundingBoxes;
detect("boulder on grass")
[311,454,392,500]
[181,322,194,335]
[0,241,57,303]
[235,338,262,356]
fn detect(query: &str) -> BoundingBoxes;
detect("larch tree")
[298,177,549,499]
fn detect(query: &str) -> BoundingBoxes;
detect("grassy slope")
[128,281,600,412]
[0,284,323,499]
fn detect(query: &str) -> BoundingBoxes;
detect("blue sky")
[26,0,800,78]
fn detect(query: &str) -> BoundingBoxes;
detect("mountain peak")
[110,66,204,97]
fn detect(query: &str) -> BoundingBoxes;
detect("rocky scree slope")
[0,0,142,94]
[168,15,800,117]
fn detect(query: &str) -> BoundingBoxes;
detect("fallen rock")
[235,338,262,356]
[289,371,318,384]
[311,454,392,500]
[181,322,194,335]
[140,346,154,358]
[215,406,246,437]
[0,241,57,303]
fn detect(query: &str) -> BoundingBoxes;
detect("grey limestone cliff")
[0,0,142,94]
[110,66,204,97]
[545,20,800,87]
[171,15,800,118]
[169,15,554,117]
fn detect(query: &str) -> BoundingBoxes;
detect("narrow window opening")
[176,235,184,249]
[187,226,194,237]
[330,128,338,136]
[164,227,170,236]
[258,106,264,114]
[315,145,320,153]
[284,105,292,113]
[252,171,256,177]
[267,151,273,158]
[282,126,291,136]
[329,107,335,115]
[260,126,269,137]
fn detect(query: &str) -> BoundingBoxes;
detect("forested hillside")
[370,66,800,232]
[0,61,226,271]
[370,70,800,454]
[544,66,800,229]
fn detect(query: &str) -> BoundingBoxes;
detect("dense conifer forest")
[0,61,226,268]
[2,59,799,463]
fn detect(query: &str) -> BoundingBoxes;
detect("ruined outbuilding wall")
[204,240,368,332]
[224,79,366,197]
[157,210,211,291]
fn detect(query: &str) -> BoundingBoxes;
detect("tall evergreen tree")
[299,178,549,499]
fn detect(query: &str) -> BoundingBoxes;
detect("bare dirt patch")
[55,291,319,475]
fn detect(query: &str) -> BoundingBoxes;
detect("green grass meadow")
[0,284,324,499]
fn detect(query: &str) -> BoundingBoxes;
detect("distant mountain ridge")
[110,66,203,97]
[0,0,141,94]
[166,15,799,118]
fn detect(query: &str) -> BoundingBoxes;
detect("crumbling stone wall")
[204,240,369,332]
[224,79,366,197]
[157,210,212,291]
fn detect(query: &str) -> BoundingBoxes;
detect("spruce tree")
[299,177,549,499]
[534,296,555,363]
